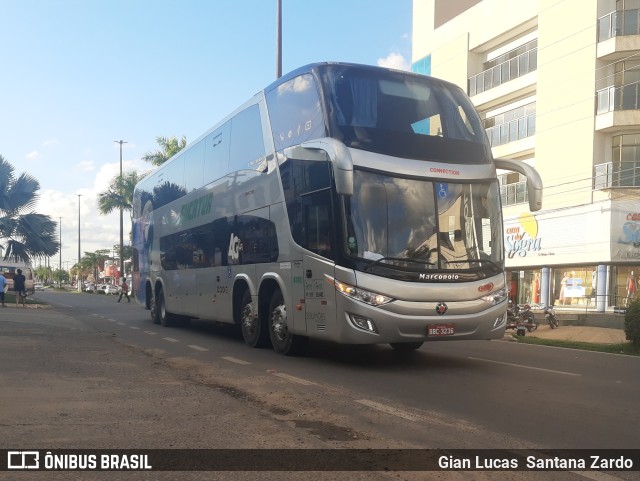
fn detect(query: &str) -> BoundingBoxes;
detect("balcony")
[598,9,640,41]
[595,84,640,131]
[594,161,640,189]
[500,181,529,207]
[468,48,538,97]
[485,113,536,147]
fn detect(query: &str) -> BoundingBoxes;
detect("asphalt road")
[3,290,639,480]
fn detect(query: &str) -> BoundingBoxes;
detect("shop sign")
[505,213,542,258]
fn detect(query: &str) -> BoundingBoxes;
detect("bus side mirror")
[494,158,543,212]
[283,137,354,196]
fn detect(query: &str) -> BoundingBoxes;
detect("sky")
[0,0,413,269]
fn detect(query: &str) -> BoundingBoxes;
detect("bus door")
[300,189,336,337]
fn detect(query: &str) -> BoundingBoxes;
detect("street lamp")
[77,194,82,291]
[114,140,127,284]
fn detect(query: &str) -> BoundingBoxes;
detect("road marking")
[107,318,116,322]
[163,337,180,343]
[144,330,158,336]
[188,344,208,352]
[222,356,251,365]
[271,372,317,386]
[116,322,125,326]
[355,399,423,422]
[468,357,581,376]
[129,326,140,330]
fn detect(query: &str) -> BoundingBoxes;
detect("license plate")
[427,323,455,336]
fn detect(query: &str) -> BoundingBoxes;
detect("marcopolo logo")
[7,451,39,469]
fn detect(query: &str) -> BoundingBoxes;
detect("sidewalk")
[503,323,627,344]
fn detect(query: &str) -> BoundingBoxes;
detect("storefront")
[503,200,640,311]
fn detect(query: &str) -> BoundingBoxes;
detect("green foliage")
[0,155,59,263]
[141,135,187,166]
[624,299,640,346]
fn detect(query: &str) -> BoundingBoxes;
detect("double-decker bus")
[132,62,542,355]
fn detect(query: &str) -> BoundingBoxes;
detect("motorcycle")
[505,302,538,335]
[543,306,559,329]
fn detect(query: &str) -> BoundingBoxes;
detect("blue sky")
[0,0,412,267]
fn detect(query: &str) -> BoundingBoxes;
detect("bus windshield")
[342,170,503,280]
[321,64,491,163]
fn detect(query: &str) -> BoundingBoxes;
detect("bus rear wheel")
[268,289,307,356]
[157,287,179,327]
[390,342,424,352]
[240,289,268,348]
[150,293,160,325]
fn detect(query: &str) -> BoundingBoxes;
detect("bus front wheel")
[268,289,307,356]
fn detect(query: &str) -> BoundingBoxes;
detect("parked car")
[85,283,96,292]
[101,284,119,295]
[33,282,45,291]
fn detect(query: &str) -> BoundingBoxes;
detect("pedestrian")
[117,278,130,303]
[13,268,26,307]
[0,274,7,307]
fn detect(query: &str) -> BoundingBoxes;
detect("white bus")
[132,62,542,355]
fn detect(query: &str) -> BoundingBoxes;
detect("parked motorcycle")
[543,306,559,329]
[520,304,538,332]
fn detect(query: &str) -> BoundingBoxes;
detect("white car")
[33,282,45,291]
[101,284,119,295]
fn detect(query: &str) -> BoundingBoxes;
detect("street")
[1,290,639,480]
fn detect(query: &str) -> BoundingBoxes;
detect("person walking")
[13,268,26,307]
[117,278,130,303]
[0,274,7,307]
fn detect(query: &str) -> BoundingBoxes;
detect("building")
[412,0,640,312]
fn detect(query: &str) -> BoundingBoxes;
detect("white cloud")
[26,151,39,161]
[377,52,411,72]
[77,160,95,172]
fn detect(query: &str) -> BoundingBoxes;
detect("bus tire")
[240,289,268,348]
[150,294,160,325]
[157,287,178,327]
[390,342,423,352]
[268,289,307,356]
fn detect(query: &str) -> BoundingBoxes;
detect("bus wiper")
[363,256,435,272]
[443,259,501,271]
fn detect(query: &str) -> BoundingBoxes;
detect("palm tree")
[97,170,142,220]
[141,135,187,166]
[0,155,59,263]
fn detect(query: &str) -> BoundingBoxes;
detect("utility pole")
[77,194,82,291]
[276,0,282,78]
[59,217,62,287]
[114,140,128,283]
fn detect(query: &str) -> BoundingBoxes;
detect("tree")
[97,170,142,220]
[141,135,187,166]
[0,155,59,263]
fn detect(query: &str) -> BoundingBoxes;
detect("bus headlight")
[333,279,393,307]
[480,288,507,305]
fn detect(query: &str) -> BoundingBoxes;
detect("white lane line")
[355,399,423,422]
[129,326,140,330]
[271,372,317,386]
[116,322,126,326]
[188,344,208,352]
[222,356,251,365]
[163,337,180,343]
[144,330,158,336]
[468,357,581,376]
[107,319,117,322]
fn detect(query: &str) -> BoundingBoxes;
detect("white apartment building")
[412,0,640,312]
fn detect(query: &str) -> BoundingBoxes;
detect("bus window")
[229,104,266,174]
[265,73,326,151]
[204,122,230,185]
[183,139,205,192]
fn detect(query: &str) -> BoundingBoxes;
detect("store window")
[552,267,597,307]
[609,266,640,307]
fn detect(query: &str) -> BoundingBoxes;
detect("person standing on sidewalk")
[0,274,7,307]
[13,269,26,307]
[117,278,130,303]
